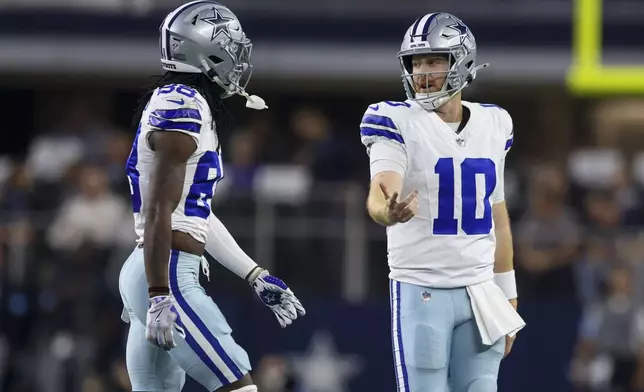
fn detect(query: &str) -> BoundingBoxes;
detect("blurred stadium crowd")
[2,1,644,392]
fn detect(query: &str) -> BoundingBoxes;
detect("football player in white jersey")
[118,2,305,392]
[360,12,525,392]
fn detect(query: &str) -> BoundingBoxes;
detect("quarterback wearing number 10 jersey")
[362,12,524,392]
[361,99,513,288]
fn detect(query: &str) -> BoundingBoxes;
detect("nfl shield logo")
[171,38,181,53]
[421,291,432,302]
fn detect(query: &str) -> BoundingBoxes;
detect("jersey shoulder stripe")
[360,101,406,147]
[505,130,514,151]
[148,117,201,133]
[150,108,202,121]
[143,84,207,141]
[361,114,398,130]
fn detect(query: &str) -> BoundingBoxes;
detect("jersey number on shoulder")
[157,84,197,98]
[185,151,223,219]
[433,158,496,235]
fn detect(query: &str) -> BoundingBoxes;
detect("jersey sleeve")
[490,156,506,204]
[144,85,205,147]
[359,103,408,178]
[491,107,513,203]
[501,109,514,156]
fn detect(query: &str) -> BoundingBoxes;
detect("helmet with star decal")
[159,1,252,99]
[398,12,489,110]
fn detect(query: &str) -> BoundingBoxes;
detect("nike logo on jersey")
[369,104,379,111]
[167,98,185,105]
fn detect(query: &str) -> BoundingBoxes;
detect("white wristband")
[494,270,518,300]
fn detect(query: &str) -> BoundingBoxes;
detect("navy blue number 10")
[433,158,496,235]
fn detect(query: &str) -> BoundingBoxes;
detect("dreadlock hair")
[131,71,234,134]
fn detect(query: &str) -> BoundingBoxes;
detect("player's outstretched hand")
[145,295,185,351]
[381,184,419,224]
[247,267,306,328]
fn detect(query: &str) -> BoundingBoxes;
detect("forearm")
[144,204,173,291]
[142,132,191,295]
[367,190,390,226]
[494,223,514,274]
[204,212,258,280]
[492,202,517,301]
[367,171,403,227]
[495,225,517,302]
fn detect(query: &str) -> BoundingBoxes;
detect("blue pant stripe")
[169,250,244,383]
[391,280,410,392]
[390,280,399,389]
[396,281,410,392]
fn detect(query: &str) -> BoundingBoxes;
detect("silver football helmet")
[159,1,253,100]
[398,13,488,110]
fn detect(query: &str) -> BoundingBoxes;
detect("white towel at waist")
[466,280,526,346]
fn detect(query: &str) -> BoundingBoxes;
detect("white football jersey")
[361,100,514,288]
[126,84,224,244]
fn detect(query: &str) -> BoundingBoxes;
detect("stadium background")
[2,0,644,391]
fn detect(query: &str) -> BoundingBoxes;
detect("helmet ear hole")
[209,55,224,65]
[204,56,224,81]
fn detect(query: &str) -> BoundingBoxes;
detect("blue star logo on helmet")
[444,20,469,44]
[201,8,233,41]
[446,21,468,36]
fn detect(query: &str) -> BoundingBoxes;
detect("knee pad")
[230,385,258,392]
